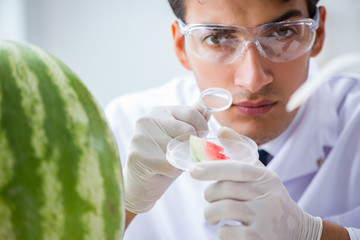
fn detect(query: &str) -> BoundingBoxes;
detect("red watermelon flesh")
[189,135,230,162]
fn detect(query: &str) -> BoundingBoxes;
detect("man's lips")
[233,100,277,116]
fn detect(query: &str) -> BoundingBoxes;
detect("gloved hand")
[190,127,323,240]
[124,104,209,214]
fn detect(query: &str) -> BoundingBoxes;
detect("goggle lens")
[178,9,319,64]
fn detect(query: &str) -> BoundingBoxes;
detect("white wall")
[316,0,360,67]
[0,0,26,41]
[25,0,189,108]
[1,1,360,108]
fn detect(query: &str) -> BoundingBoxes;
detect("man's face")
[173,0,325,145]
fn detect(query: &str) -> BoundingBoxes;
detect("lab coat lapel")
[268,81,338,183]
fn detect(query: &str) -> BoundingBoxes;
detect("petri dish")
[199,88,232,112]
[166,131,258,171]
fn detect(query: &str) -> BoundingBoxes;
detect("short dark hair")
[168,0,186,21]
[168,0,319,21]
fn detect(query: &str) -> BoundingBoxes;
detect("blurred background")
[1,0,360,108]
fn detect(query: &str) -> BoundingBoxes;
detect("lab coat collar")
[260,58,320,158]
[266,80,339,183]
[209,60,339,183]
[209,80,339,183]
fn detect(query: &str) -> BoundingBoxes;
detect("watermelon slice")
[189,135,230,162]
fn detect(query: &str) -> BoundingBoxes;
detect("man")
[106,0,360,239]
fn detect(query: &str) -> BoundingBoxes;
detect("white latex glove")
[190,127,323,240]
[125,104,209,213]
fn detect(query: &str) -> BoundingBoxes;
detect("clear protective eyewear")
[177,8,319,64]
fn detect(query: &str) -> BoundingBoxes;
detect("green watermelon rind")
[0,40,124,240]
[189,135,205,162]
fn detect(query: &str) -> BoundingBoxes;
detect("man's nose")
[233,43,273,93]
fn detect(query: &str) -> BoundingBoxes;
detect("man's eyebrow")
[271,10,304,23]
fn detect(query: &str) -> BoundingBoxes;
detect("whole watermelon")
[0,40,124,240]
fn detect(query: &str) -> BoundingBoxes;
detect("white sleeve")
[104,97,136,167]
[346,228,360,240]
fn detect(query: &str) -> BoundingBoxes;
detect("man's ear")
[172,21,192,70]
[311,6,326,57]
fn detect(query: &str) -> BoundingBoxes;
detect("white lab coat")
[105,72,360,240]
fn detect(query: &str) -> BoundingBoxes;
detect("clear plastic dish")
[166,131,258,171]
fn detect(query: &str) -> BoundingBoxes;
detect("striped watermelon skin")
[0,40,124,240]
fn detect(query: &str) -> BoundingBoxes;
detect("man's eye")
[202,35,222,45]
[269,27,296,38]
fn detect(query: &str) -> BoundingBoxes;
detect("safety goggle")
[177,8,319,64]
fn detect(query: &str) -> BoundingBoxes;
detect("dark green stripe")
[0,42,43,240]
[21,43,89,240]
[60,59,124,239]
[1,40,123,239]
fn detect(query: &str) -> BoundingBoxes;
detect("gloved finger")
[140,105,208,136]
[193,100,211,121]
[124,165,182,213]
[204,199,254,226]
[218,225,261,240]
[134,105,208,153]
[129,106,200,178]
[129,126,178,178]
[190,160,267,182]
[127,143,183,178]
[204,180,268,203]
[166,105,209,134]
